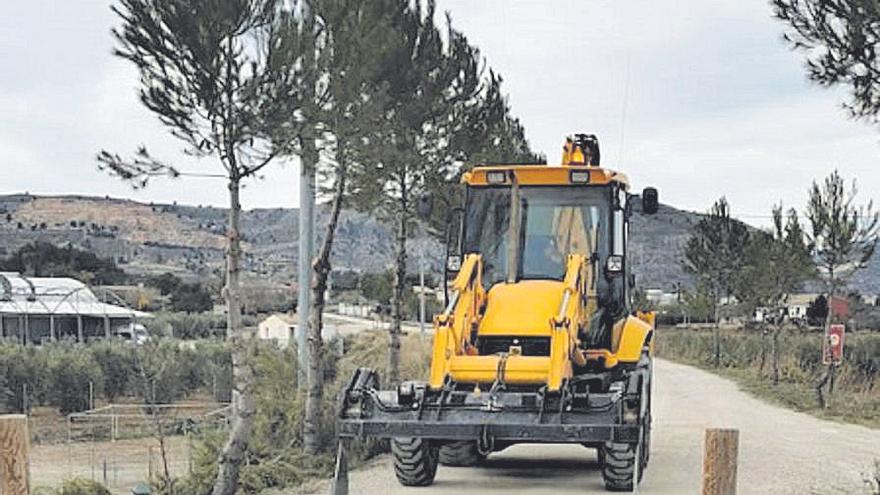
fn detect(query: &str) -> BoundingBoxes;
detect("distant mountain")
[0,193,876,294]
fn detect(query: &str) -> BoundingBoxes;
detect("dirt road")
[311,358,880,494]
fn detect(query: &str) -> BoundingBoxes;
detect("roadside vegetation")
[0,339,233,417]
[14,330,430,494]
[656,327,880,427]
[173,330,432,495]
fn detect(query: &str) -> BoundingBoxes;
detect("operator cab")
[445,134,658,352]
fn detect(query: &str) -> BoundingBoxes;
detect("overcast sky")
[1,1,877,226]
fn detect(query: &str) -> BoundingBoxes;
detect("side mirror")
[642,187,659,215]
[416,195,433,220]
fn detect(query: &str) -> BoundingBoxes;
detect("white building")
[785,293,819,320]
[257,313,337,348]
[0,272,151,344]
[644,288,681,307]
[754,293,820,323]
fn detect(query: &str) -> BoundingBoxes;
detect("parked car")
[113,322,150,345]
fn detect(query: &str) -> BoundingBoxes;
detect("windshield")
[463,186,611,287]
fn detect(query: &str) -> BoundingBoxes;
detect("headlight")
[570,170,591,184]
[606,255,624,273]
[486,171,507,184]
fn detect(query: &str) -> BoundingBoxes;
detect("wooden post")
[328,439,350,495]
[0,414,30,495]
[702,428,739,495]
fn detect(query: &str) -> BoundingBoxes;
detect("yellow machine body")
[428,147,655,393]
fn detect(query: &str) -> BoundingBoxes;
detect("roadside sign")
[822,324,845,365]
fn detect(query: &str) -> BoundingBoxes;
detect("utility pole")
[418,248,426,334]
[297,161,315,386]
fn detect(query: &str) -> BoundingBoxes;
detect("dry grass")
[655,326,880,428]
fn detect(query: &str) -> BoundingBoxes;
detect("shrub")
[56,477,112,495]
[145,312,226,339]
[47,347,104,414]
[193,340,233,402]
[178,331,432,494]
[0,345,51,413]
[88,341,136,400]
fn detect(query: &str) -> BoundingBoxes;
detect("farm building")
[0,272,150,344]
[257,313,337,348]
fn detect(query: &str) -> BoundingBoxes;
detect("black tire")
[392,437,439,486]
[439,441,486,467]
[600,441,642,492]
[601,354,651,492]
[641,355,653,470]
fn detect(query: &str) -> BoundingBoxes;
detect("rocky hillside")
[0,193,877,294]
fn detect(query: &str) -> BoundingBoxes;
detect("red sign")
[822,324,845,365]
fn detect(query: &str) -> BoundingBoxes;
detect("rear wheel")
[439,441,486,466]
[392,437,439,486]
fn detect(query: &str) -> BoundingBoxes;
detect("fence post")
[701,428,739,495]
[0,414,30,495]
[148,445,154,479]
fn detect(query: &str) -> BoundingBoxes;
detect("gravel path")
[307,358,880,494]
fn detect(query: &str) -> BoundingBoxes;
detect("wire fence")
[32,402,230,494]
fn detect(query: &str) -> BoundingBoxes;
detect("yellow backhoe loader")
[337,134,659,491]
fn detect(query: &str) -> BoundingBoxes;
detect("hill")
[0,193,877,294]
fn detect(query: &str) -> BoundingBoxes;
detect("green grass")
[655,326,880,429]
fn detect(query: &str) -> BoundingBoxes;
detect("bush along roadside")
[655,327,880,427]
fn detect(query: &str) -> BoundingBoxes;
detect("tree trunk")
[212,176,255,495]
[303,155,347,455]
[771,325,780,386]
[713,304,721,368]
[388,192,408,387]
[815,279,836,408]
[758,324,767,375]
[814,303,833,408]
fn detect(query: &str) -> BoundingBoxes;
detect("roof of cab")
[462,164,630,189]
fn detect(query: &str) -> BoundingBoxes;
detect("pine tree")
[772,0,880,127]
[349,2,485,385]
[97,1,309,492]
[685,198,751,367]
[737,206,814,383]
[299,0,405,455]
[806,170,878,406]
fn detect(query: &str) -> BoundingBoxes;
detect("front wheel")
[601,355,651,491]
[599,441,642,492]
[392,437,439,486]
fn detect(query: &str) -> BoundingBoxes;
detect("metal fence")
[31,402,230,495]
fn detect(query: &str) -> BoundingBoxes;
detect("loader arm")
[429,254,485,389]
[548,253,590,390]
